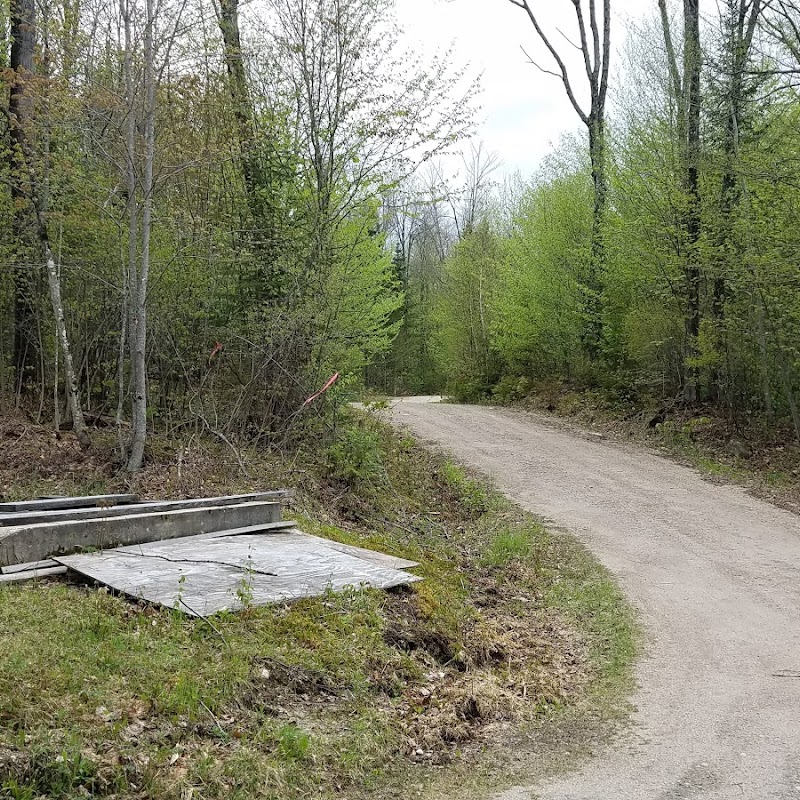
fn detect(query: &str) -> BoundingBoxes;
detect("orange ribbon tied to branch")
[302,373,340,407]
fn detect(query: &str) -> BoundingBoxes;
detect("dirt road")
[389,398,800,800]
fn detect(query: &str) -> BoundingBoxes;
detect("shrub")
[326,424,383,485]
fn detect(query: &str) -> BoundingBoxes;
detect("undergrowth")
[0,408,636,800]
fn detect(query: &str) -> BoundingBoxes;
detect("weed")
[1,780,35,800]
[172,571,187,615]
[235,549,255,610]
[326,423,384,485]
[441,461,492,513]
[276,725,311,761]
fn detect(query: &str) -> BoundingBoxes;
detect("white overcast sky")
[395,0,647,177]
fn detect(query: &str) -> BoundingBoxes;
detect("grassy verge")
[0,409,636,800]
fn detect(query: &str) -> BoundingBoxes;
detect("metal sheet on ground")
[56,532,420,616]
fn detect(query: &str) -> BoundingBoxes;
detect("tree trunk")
[41,227,90,449]
[218,0,256,198]
[683,0,702,403]
[121,0,137,462]
[711,0,763,400]
[126,0,156,471]
[505,0,612,362]
[8,0,38,397]
[218,0,283,302]
[586,115,607,358]
[37,5,90,450]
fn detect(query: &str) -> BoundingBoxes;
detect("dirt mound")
[0,412,116,498]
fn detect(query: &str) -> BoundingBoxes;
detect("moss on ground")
[0,409,637,800]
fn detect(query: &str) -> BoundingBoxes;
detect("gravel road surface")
[389,398,800,800]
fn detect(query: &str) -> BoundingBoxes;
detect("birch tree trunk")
[42,230,90,449]
[126,0,156,471]
[8,0,90,448]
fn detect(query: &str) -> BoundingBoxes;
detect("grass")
[480,527,536,568]
[0,408,637,800]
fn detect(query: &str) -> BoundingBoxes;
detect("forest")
[2,0,800,468]
[379,0,800,444]
[0,0,475,469]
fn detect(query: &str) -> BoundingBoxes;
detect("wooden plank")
[0,566,67,583]
[99,521,298,552]
[0,492,292,526]
[1,559,60,574]
[195,520,298,541]
[56,530,420,615]
[0,494,138,513]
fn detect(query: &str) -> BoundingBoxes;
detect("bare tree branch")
[509,0,589,124]
[556,26,582,50]
[520,44,563,78]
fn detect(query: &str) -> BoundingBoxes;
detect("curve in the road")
[390,398,800,800]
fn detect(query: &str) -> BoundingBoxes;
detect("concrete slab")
[0,566,67,583]
[1,559,60,574]
[0,491,291,526]
[0,501,281,567]
[0,494,138,513]
[290,532,419,570]
[56,530,421,616]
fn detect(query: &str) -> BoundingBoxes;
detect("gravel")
[390,398,800,800]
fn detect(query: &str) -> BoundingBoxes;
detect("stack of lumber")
[0,492,421,613]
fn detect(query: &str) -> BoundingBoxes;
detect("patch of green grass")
[764,469,793,487]
[481,527,536,568]
[694,456,747,480]
[541,534,638,695]
[0,578,410,798]
[276,724,312,761]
